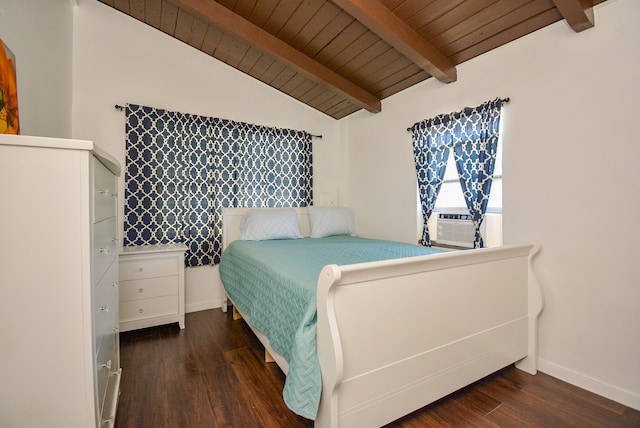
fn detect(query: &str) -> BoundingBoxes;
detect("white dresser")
[0,135,122,428]
[119,244,187,332]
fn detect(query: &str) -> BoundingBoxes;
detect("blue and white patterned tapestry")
[124,104,313,266]
[411,98,503,248]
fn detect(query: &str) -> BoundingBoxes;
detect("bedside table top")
[120,243,188,256]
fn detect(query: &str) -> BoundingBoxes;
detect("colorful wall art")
[0,39,19,134]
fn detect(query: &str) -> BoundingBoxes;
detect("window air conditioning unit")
[435,213,502,248]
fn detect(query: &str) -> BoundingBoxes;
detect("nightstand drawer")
[120,295,178,323]
[119,276,178,301]
[119,255,179,281]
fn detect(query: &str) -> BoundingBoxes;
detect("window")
[434,124,502,212]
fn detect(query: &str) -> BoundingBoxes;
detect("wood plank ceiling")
[98,0,605,120]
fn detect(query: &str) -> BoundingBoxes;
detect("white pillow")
[240,208,303,241]
[307,206,356,238]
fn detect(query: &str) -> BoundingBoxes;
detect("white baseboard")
[185,299,222,314]
[538,358,640,411]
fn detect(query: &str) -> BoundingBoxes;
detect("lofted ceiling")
[98,0,604,120]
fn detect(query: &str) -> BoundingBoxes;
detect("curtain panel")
[410,98,503,247]
[124,104,313,266]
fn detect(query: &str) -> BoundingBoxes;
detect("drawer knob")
[138,288,144,293]
[138,308,144,314]
[99,189,117,198]
[100,304,111,312]
[138,267,144,272]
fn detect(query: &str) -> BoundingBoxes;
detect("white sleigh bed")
[219,207,543,427]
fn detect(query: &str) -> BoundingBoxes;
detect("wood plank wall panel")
[160,1,179,36]
[452,7,564,64]
[291,3,344,54]
[399,0,468,29]
[245,0,280,27]
[128,0,145,20]
[430,0,533,49]
[314,21,368,65]
[301,11,355,60]
[263,0,303,36]
[113,0,130,12]
[438,0,551,56]
[416,0,496,41]
[145,0,162,28]
[174,9,194,43]
[276,0,324,43]
[201,26,225,56]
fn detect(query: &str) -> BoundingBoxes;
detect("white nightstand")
[118,243,187,332]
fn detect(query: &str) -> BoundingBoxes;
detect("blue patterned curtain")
[410,98,503,248]
[453,99,502,248]
[124,104,313,266]
[124,105,190,247]
[211,119,313,262]
[411,119,452,246]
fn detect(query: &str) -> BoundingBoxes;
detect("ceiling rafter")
[330,0,457,83]
[167,0,382,113]
[551,0,595,32]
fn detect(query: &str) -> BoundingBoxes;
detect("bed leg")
[221,293,228,313]
[232,306,243,320]
[265,349,275,363]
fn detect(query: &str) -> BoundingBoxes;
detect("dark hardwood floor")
[115,309,640,427]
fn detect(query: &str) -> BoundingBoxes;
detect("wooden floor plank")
[115,309,640,427]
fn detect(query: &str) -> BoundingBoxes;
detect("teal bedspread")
[218,235,443,420]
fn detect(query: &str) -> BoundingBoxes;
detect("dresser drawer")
[93,157,117,223]
[120,295,178,323]
[95,262,118,355]
[96,332,117,411]
[119,276,178,302]
[119,255,180,281]
[94,217,117,284]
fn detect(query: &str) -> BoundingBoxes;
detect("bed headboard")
[221,207,311,250]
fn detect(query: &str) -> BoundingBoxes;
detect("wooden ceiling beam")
[331,0,457,83]
[551,0,595,32]
[166,0,382,113]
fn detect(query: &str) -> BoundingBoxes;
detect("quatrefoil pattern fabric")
[124,104,313,266]
[411,98,502,248]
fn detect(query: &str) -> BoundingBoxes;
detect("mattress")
[218,235,444,419]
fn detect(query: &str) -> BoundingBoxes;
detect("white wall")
[343,0,640,410]
[0,0,73,137]
[9,0,638,411]
[71,0,342,312]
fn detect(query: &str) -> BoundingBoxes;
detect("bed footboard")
[315,244,542,428]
